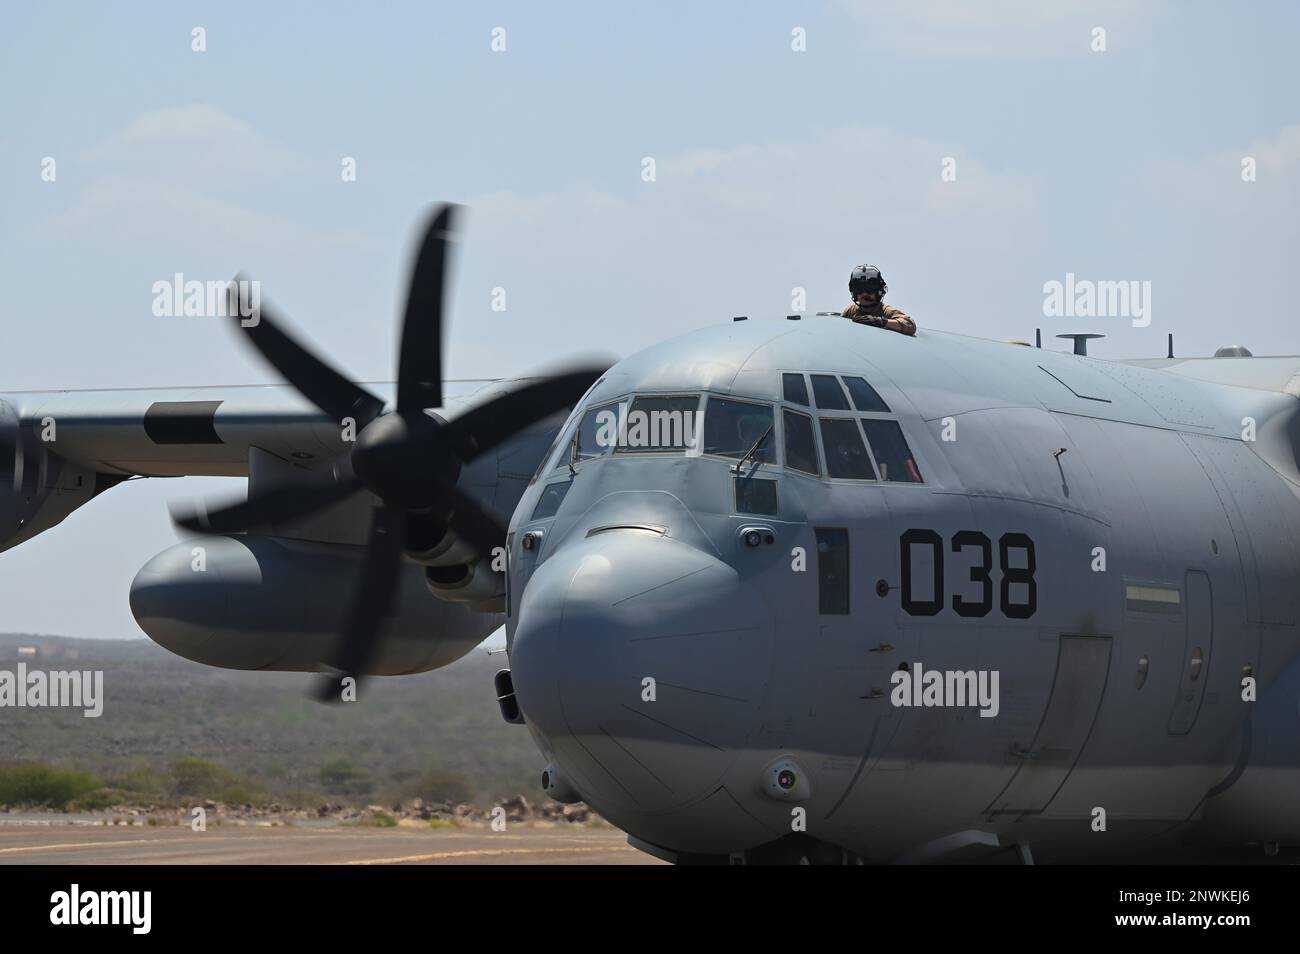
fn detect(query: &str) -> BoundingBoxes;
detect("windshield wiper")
[732,423,773,475]
[568,427,579,476]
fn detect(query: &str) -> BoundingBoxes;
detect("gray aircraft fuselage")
[504,316,1300,862]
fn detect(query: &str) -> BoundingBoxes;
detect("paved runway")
[0,823,664,865]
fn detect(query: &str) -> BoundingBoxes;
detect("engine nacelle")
[130,534,501,673]
[1,400,102,553]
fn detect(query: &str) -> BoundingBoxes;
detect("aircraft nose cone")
[511,530,774,814]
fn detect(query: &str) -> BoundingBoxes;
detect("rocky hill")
[0,632,546,810]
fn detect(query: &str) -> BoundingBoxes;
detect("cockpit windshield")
[617,395,702,453]
[702,398,775,463]
[536,376,921,485]
[562,394,704,465]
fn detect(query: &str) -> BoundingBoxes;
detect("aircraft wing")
[1122,355,1300,397]
[0,380,507,477]
[0,378,553,553]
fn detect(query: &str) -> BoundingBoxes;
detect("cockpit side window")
[810,374,850,410]
[861,419,923,482]
[704,398,776,463]
[531,478,573,520]
[531,377,607,484]
[782,372,810,406]
[843,376,890,413]
[574,401,623,461]
[783,408,820,476]
[820,418,876,479]
[531,412,578,484]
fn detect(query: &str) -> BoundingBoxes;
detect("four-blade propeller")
[173,204,605,701]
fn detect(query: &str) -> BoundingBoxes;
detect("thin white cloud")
[473,124,1034,235]
[1159,124,1300,231]
[45,173,372,255]
[49,106,369,251]
[834,0,1172,57]
[50,175,304,246]
[94,104,299,177]
[117,104,252,143]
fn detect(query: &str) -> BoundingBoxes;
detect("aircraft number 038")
[899,529,1036,619]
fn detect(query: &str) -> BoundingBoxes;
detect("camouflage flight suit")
[842,301,916,337]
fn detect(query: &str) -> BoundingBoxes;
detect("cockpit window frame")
[783,371,927,487]
[530,405,584,486]
[574,398,629,463]
[544,373,926,487]
[530,376,608,485]
[699,395,778,466]
[819,416,878,481]
[810,373,852,411]
[610,392,704,457]
[782,372,811,407]
[843,375,891,413]
[860,418,924,483]
[781,406,821,477]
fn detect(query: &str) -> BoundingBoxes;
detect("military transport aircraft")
[3,205,1299,864]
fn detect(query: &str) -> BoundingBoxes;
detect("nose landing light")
[761,757,810,802]
[739,525,776,548]
[541,763,582,804]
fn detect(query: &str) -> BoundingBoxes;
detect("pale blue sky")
[1,1,1297,637]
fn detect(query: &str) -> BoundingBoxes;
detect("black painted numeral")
[900,529,944,616]
[898,529,1036,619]
[999,532,1037,619]
[952,530,993,618]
